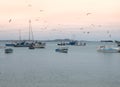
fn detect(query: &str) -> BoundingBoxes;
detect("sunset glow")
[0,0,120,40]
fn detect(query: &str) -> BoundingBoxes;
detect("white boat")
[97,46,120,53]
[33,42,46,48]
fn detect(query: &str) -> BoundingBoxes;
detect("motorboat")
[97,46,120,53]
[5,48,13,53]
[55,47,68,53]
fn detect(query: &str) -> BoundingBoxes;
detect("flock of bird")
[0,2,112,40]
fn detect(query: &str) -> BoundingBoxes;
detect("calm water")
[0,42,120,87]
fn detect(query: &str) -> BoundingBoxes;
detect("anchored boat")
[115,40,120,47]
[33,42,46,48]
[97,46,120,53]
[5,48,13,53]
[55,47,68,53]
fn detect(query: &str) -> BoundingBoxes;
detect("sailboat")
[27,20,46,49]
[14,20,33,47]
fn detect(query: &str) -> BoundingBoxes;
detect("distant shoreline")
[0,39,118,42]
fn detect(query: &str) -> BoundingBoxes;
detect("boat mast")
[29,19,34,41]
[29,20,31,41]
[19,29,21,41]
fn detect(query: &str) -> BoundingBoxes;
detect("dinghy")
[5,48,13,53]
[55,47,68,53]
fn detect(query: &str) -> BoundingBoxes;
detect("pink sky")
[0,0,120,40]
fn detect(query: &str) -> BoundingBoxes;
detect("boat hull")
[97,46,120,53]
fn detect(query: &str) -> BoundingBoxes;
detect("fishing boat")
[5,48,13,53]
[97,46,120,53]
[55,47,68,53]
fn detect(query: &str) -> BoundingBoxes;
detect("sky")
[0,0,120,40]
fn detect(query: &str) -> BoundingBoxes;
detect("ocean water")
[0,42,120,87]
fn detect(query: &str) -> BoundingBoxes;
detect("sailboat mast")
[28,19,34,41]
[19,29,21,41]
[29,19,31,41]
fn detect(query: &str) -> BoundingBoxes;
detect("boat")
[5,43,15,46]
[68,40,86,46]
[57,42,67,46]
[101,40,113,43]
[5,48,13,53]
[5,41,16,47]
[29,44,35,49]
[55,47,68,53]
[75,41,86,46]
[33,42,46,48]
[97,46,120,53]
[14,41,32,47]
[6,30,22,47]
[115,40,120,46]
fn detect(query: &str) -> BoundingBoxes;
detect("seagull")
[40,10,44,12]
[80,28,84,30]
[86,13,91,16]
[91,24,95,27]
[109,34,111,38]
[9,19,12,23]
[28,4,32,7]
[35,19,39,21]
[87,32,90,34]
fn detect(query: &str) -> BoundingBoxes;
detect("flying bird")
[35,19,39,21]
[98,25,102,27]
[91,24,95,27]
[86,13,91,16]
[87,32,90,34]
[28,4,32,7]
[80,28,84,30]
[109,34,111,38]
[9,19,12,23]
[40,10,44,12]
